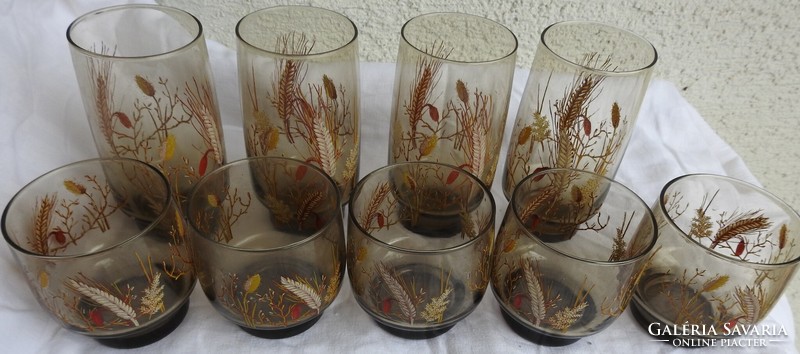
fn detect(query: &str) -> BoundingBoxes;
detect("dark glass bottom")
[374,320,455,339]
[95,300,189,349]
[239,315,321,339]
[630,300,709,348]
[499,307,580,346]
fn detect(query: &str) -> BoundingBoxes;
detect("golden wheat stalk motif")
[404,43,449,149]
[183,79,223,164]
[377,263,416,324]
[710,211,771,249]
[69,279,139,326]
[296,190,323,229]
[88,47,115,149]
[31,194,57,256]
[280,276,322,314]
[360,183,391,229]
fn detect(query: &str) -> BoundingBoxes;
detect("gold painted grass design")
[421,286,452,323]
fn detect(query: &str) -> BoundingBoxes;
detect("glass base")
[499,306,580,346]
[374,320,455,339]
[239,315,321,339]
[631,299,711,348]
[95,300,189,349]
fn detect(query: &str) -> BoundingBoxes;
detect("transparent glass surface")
[502,21,657,199]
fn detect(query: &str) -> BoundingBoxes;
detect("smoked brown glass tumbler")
[502,21,657,199]
[237,6,360,202]
[388,13,517,186]
[188,157,345,338]
[492,168,657,345]
[347,162,495,338]
[632,174,800,344]
[68,4,226,206]
[2,158,195,348]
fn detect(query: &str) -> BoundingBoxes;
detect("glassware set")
[3,2,799,349]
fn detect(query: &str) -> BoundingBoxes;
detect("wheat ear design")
[280,276,322,313]
[377,263,416,324]
[523,261,546,326]
[31,194,57,256]
[360,183,391,229]
[710,212,771,249]
[184,79,223,164]
[69,279,139,326]
[735,286,762,325]
[312,114,337,176]
[296,190,323,228]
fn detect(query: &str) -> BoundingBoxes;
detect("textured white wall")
[160,0,800,214]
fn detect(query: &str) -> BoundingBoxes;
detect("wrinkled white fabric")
[0,0,796,353]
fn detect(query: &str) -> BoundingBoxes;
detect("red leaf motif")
[290,304,302,320]
[513,294,524,309]
[446,171,459,185]
[198,149,211,176]
[735,239,746,256]
[296,165,308,181]
[583,118,591,136]
[49,229,66,245]
[113,112,132,129]
[89,309,104,326]
[532,167,550,182]
[529,214,541,230]
[377,214,385,228]
[426,104,439,122]
[381,298,392,314]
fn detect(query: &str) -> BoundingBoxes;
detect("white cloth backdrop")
[0,1,796,353]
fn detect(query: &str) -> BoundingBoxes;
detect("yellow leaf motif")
[702,275,729,293]
[419,135,438,157]
[63,180,86,195]
[517,126,532,145]
[266,127,279,151]
[174,211,185,237]
[207,195,220,207]
[135,75,156,97]
[244,274,261,294]
[39,271,49,288]
[356,246,367,262]
[164,134,176,161]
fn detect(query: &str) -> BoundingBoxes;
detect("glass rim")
[66,4,204,60]
[540,20,658,76]
[187,156,342,252]
[659,173,800,268]
[1,157,174,259]
[511,168,658,265]
[235,5,359,59]
[348,161,496,254]
[400,12,518,65]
